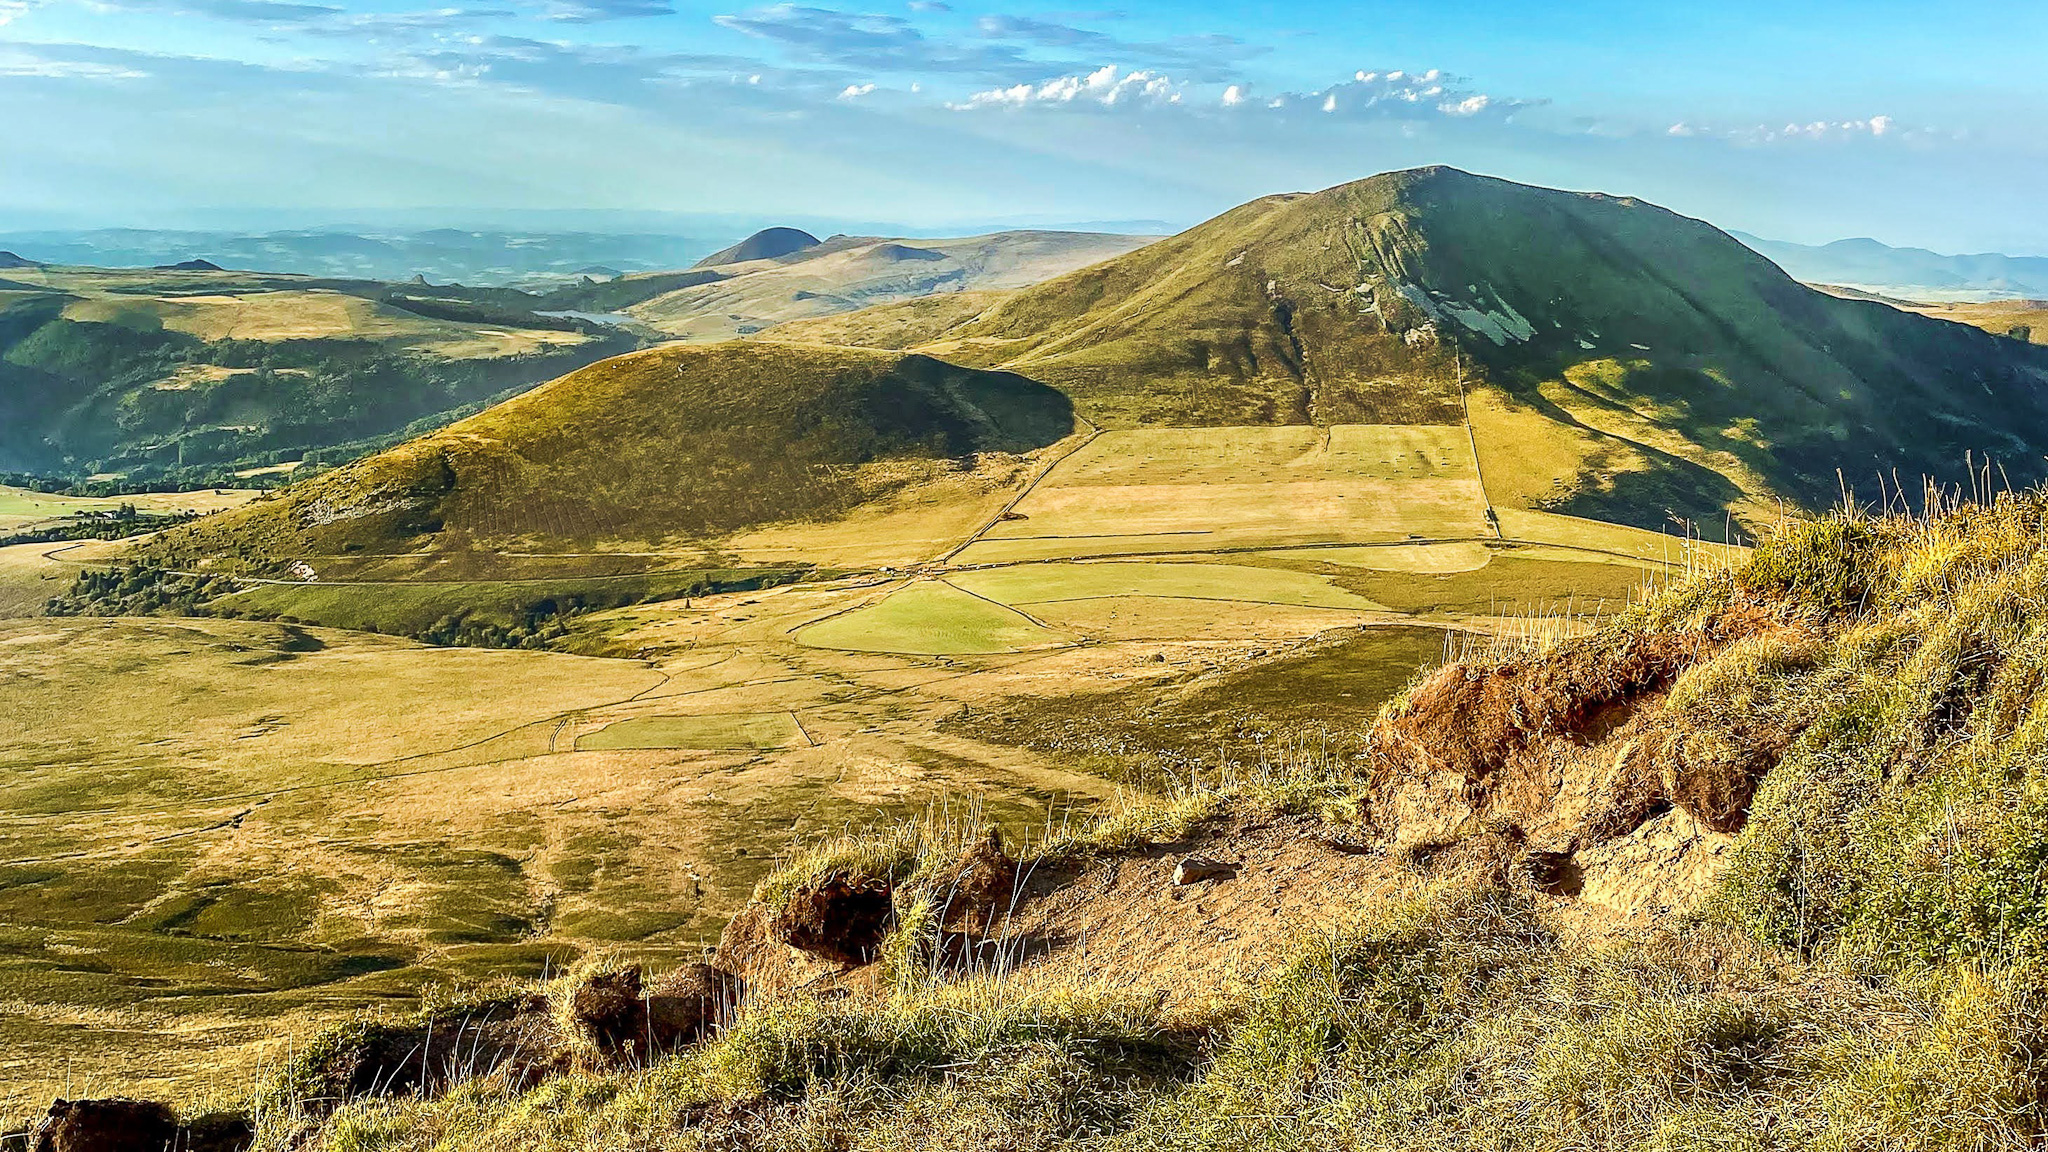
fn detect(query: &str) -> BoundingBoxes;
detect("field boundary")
[1455,351,1502,539]
[939,418,1103,564]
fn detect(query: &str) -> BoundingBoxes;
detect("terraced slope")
[151,342,1074,562]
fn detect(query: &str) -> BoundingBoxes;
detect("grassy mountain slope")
[766,290,1010,350]
[823,168,2048,524]
[114,493,2048,1152]
[151,342,1074,561]
[1878,296,2048,346]
[0,265,638,482]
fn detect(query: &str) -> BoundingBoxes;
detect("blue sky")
[3,0,2045,252]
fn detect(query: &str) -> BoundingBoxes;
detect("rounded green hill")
[153,342,1074,562]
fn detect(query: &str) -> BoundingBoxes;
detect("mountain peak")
[696,227,823,268]
[814,167,2048,526]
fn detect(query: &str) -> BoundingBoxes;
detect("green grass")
[795,581,1070,655]
[234,492,2048,1152]
[1318,553,1654,615]
[214,567,801,641]
[149,342,1076,562]
[575,713,803,751]
[950,561,1383,611]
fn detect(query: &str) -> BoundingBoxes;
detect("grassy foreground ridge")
[91,487,2048,1151]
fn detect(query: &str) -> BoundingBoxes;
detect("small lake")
[535,309,639,326]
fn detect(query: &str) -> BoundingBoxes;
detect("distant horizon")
[5,2,2047,255]
[2,198,2045,265]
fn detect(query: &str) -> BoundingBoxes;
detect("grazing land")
[49,169,2036,1141]
[0,485,258,531]
[0,455,1693,1114]
[955,425,1490,564]
[57,289,585,357]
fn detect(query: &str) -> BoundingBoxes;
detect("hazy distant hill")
[154,342,1074,559]
[1736,232,2048,300]
[694,227,821,268]
[629,230,1157,342]
[0,229,718,287]
[0,263,638,483]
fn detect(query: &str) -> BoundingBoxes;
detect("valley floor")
[0,423,1713,1117]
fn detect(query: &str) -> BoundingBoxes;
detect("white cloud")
[837,81,875,99]
[1674,115,1909,144]
[950,64,1182,110]
[0,0,31,25]
[1220,83,1244,106]
[1228,67,1530,122]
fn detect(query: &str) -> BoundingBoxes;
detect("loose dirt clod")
[564,962,737,1063]
[30,1098,177,1152]
[287,995,562,1112]
[772,872,895,965]
[923,828,1019,933]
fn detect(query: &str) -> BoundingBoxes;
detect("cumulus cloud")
[837,81,874,98]
[953,63,1533,123]
[949,63,1180,110]
[1252,68,1535,120]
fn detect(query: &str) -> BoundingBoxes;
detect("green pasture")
[951,560,1384,610]
[795,581,1069,655]
[217,567,802,638]
[576,713,805,751]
